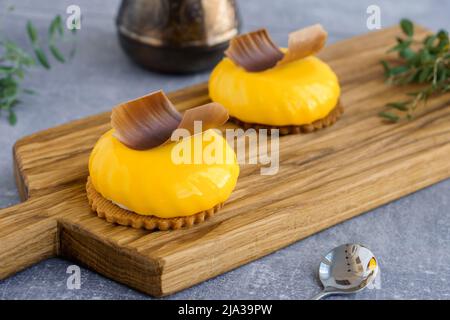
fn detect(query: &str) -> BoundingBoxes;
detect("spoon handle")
[310,290,332,300]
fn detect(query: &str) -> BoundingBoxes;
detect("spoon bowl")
[311,244,379,300]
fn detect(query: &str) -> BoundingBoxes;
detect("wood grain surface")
[1,26,450,296]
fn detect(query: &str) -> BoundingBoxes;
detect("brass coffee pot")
[117,0,240,73]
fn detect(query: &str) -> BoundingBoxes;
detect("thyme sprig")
[380,19,450,122]
[1,12,76,125]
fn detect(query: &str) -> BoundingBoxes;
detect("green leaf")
[8,110,17,125]
[438,68,447,83]
[379,111,400,122]
[49,20,57,38]
[15,68,25,79]
[388,39,412,53]
[3,41,35,67]
[1,77,18,98]
[49,15,64,38]
[395,71,417,84]
[424,35,437,48]
[418,67,433,83]
[389,65,409,76]
[49,44,66,63]
[435,31,449,51]
[33,48,51,69]
[386,102,410,111]
[10,99,21,107]
[400,19,414,37]
[56,16,64,36]
[26,21,39,44]
[380,60,391,77]
[0,66,15,74]
[406,91,422,97]
[437,29,449,41]
[400,47,416,60]
[70,17,80,34]
[420,49,432,64]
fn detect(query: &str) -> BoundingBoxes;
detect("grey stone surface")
[0,0,450,300]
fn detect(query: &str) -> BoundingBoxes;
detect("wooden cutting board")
[1,26,450,297]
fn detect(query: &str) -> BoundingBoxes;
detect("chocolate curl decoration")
[178,103,229,135]
[277,24,328,66]
[225,24,328,72]
[225,29,284,72]
[111,90,229,150]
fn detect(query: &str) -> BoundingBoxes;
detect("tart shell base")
[86,178,223,231]
[230,102,343,135]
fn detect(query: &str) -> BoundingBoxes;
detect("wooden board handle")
[0,201,58,279]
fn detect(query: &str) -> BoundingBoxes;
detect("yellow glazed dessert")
[209,24,343,133]
[87,90,239,231]
[89,129,239,217]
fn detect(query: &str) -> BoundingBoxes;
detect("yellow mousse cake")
[87,90,239,231]
[209,24,342,133]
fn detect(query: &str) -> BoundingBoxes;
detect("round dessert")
[87,91,239,231]
[210,55,341,128]
[209,24,343,134]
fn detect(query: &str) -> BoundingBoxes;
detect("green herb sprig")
[1,12,76,125]
[380,19,450,122]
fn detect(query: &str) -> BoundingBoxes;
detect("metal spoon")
[311,243,379,300]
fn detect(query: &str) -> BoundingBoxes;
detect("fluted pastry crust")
[230,102,343,135]
[86,178,223,231]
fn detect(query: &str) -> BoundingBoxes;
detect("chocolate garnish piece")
[111,90,229,150]
[277,24,328,66]
[177,102,229,135]
[225,29,284,72]
[225,24,327,72]
[111,91,181,150]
